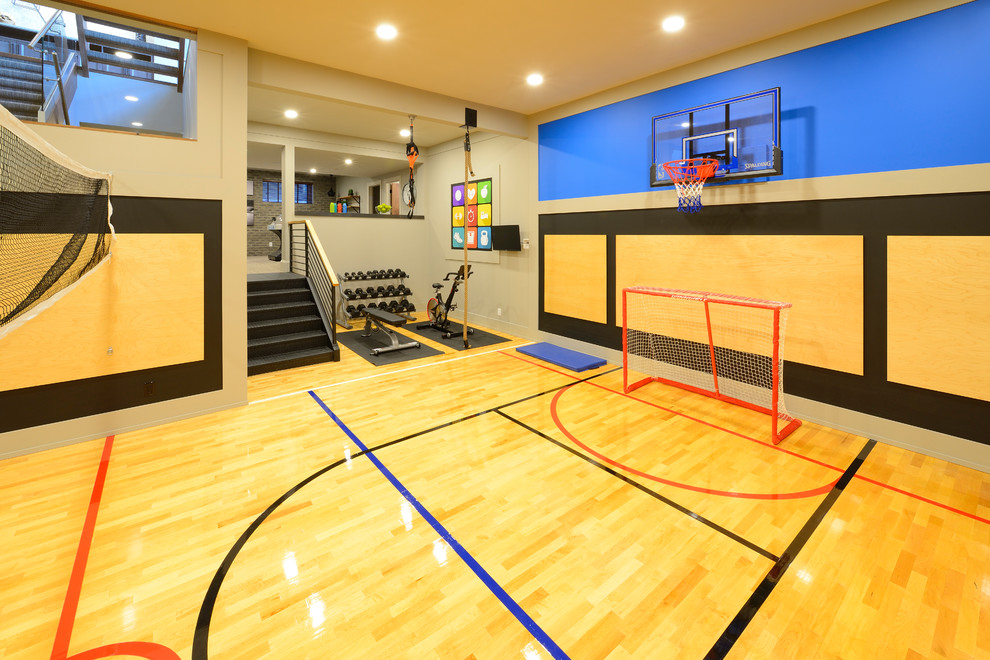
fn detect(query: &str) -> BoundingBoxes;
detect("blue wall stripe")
[539,0,990,200]
[308,390,571,659]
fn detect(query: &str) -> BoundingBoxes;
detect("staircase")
[0,54,43,121]
[248,273,339,376]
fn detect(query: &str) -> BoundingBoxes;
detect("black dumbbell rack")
[341,269,416,323]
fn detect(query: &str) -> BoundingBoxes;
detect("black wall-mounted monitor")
[491,224,521,251]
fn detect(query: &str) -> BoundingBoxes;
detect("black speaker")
[464,107,477,128]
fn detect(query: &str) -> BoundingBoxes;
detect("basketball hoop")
[662,158,720,213]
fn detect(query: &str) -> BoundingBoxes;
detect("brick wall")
[247,169,336,257]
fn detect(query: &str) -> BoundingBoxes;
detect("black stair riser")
[248,317,322,340]
[249,334,330,359]
[0,88,43,104]
[247,278,309,293]
[0,68,44,84]
[0,59,43,75]
[248,302,317,322]
[248,348,337,376]
[0,100,38,117]
[248,289,312,305]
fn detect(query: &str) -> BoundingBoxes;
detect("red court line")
[550,386,836,500]
[500,350,842,473]
[854,475,990,526]
[502,350,990,525]
[50,435,180,660]
[51,435,115,660]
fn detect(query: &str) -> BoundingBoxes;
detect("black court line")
[704,439,877,660]
[495,409,779,563]
[193,367,619,658]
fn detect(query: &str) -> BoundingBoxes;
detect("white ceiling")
[89,0,908,176]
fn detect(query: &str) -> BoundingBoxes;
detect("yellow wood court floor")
[1,316,988,659]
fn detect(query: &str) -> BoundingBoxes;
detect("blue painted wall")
[538,0,990,201]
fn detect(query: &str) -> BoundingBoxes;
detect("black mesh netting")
[0,123,111,328]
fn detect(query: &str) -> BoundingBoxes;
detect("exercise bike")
[417,265,474,339]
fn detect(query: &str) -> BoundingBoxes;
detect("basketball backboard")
[650,88,781,186]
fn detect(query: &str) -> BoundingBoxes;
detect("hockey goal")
[622,287,801,444]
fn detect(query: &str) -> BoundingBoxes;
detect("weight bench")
[362,308,421,356]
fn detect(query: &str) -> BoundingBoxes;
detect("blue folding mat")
[516,342,607,372]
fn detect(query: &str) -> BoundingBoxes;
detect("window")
[295,183,314,204]
[262,181,281,203]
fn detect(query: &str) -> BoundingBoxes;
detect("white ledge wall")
[0,31,249,459]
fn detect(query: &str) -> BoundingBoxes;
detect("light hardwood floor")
[1,317,987,659]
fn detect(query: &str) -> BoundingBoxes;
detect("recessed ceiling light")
[131,121,143,127]
[662,15,685,32]
[680,121,690,128]
[309,167,317,174]
[526,73,544,86]
[376,24,397,40]
[124,95,139,102]
[345,158,353,165]
[284,109,298,119]
[400,128,410,138]
[115,50,133,59]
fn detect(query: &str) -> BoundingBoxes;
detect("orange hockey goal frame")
[622,287,801,444]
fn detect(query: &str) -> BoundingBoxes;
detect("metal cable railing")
[288,220,340,351]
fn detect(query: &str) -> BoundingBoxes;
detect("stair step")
[0,56,43,75]
[0,66,44,85]
[248,315,323,340]
[0,86,44,104]
[248,300,318,322]
[0,100,39,118]
[248,346,337,376]
[248,330,329,359]
[247,273,308,292]
[248,288,312,306]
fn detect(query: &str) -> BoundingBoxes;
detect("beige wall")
[0,31,249,458]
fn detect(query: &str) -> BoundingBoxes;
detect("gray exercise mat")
[405,321,510,351]
[336,328,443,366]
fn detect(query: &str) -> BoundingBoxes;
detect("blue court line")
[308,390,571,660]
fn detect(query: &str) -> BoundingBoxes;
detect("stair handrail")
[25,9,72,125]
[27,9,62,52]
[287,219,342,348]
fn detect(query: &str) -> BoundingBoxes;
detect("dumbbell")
[344,288,353,298]
[375,285,384,295]
[388,300,399,311]
[397,269,407,278]
[356,304,366,313]
[368,302,378,309]
[354,271,363,279]
[385,284,396,295]
[346,305,356,315]
[353,288,364,298]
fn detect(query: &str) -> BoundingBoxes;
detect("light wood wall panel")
[0,233,204,392]
[616,235,864,374]
[544,234,607,323]
[888,236,990,402]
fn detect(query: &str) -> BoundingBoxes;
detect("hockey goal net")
[622,287,801,444]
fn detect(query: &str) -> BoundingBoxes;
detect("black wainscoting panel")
[0,196,223,433]
[539,191,990,445]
